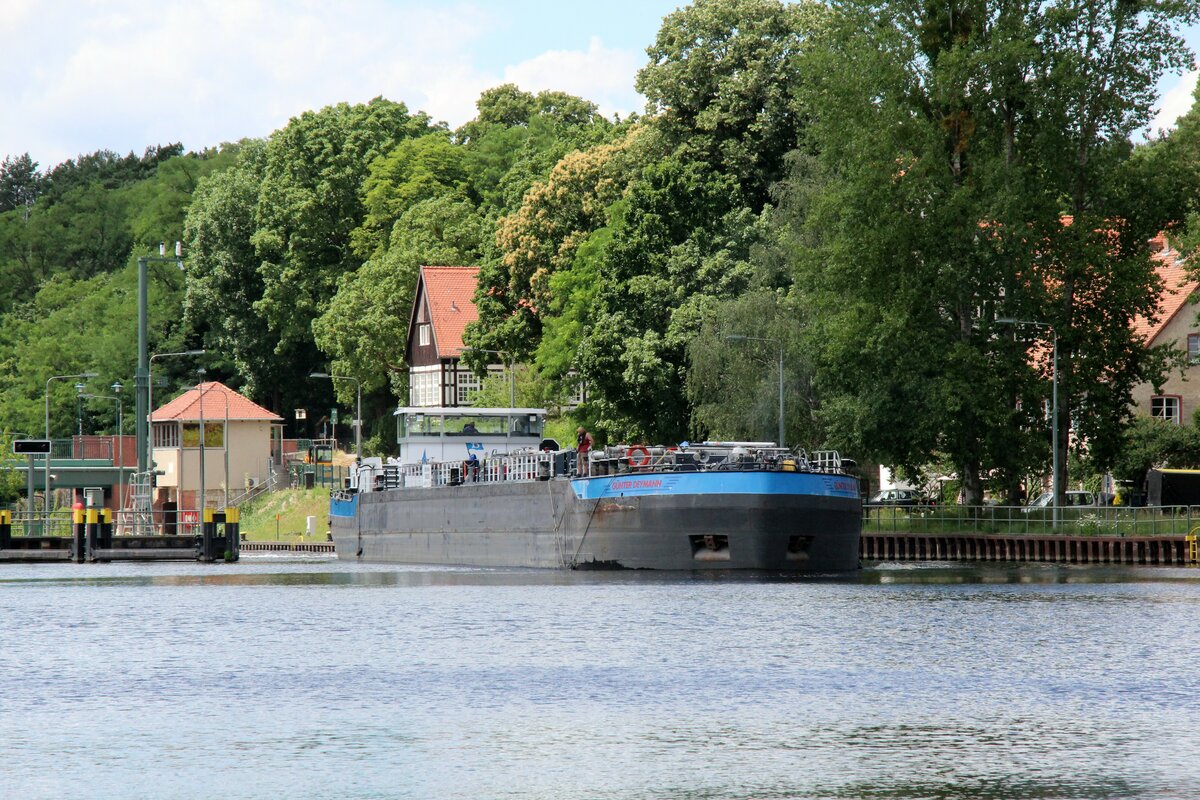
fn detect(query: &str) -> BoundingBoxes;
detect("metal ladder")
[127,471,155,536]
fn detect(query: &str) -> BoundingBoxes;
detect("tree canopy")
[1,0,1198,489]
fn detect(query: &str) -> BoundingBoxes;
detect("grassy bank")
[238,488,330,541]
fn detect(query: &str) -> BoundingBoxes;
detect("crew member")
[576,426,593,476]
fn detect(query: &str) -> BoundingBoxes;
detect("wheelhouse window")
[446,415,505,436]
[1151,395,1182,424]
[402,413,441,436]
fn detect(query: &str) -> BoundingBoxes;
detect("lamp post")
[112,382,123,511]
[75,383,85,436]
[222,389,229,510]
[7,431,35,537]
[309,372,362,461]
[44,371,97,521]
[81,387,123,509]
[147,350,205,483]
[997,317,1059,528]
[197,368,207,517]
[136,243,185,477]
[458,348,514,407]
[725,335,785,448]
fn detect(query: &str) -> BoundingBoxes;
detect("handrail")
[863,503,1200,537]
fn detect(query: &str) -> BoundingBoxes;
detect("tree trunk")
[961,460,984,507]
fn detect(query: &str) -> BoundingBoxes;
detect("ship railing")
[370,446,848,492]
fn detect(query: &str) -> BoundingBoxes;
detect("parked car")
[1024,490,1096,509]
[865,488,929,507]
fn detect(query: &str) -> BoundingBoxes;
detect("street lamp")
[135,242,185,477]
[197,368,207,516]
[75,383,85,436]
[726,335,785,448]
[458,348,514,407]
[44,371,97,520]
[147,350,205,482]
[309,372,362,460]
[997,317,1059,527]
[113,382,124,511]
[81,387,123,509]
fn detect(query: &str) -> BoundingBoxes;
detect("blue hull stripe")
[330,472,860,517]
[570,471,859,500]
[331,494,358,518]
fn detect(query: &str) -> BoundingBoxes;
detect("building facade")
[1130,236,1200,425]
[405,265,505,407]
[150,381,283,511]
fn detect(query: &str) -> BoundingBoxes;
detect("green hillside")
[238,488,331,542]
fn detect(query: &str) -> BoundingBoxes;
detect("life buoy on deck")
[627,445,651,468]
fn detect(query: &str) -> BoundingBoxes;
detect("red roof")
[1133,236,1199,345]
[421,266,480,358]
[152,381,283,422]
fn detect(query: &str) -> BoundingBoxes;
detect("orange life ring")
[627,445,651,468]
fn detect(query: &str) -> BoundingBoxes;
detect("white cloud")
[1151,69,1198,135]
[0,0,647,167]
[502,37,643,119]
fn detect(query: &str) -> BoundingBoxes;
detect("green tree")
[0,153,41,213]
[313,195,489,400]
[636,0,823,207]
[785,0,1195,503]
[182,141,278,400]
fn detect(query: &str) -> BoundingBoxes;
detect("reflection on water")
[1,558,1199,799]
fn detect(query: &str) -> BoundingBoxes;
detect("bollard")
[101,508,113,550]
[224,507,240,562]
[200,507,215,563]
[85,507,100,562]
[72,508,86,563]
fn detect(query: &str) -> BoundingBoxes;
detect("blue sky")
[1,1,1197,169]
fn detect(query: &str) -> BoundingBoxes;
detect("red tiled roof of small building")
[421,266,480,358]
[151,381,283,422]
[1133,236,1199,346]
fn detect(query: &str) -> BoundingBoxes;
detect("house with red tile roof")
[1130,235,1200,424]
[150,381,283,512]
[405,266,506,407]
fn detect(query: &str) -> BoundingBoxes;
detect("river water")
[2,557,1198,799]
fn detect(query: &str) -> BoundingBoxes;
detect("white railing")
[371,445,848,493]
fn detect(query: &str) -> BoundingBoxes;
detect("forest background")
[4,0,1200,506]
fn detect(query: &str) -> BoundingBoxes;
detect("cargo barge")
[329,407,861,571]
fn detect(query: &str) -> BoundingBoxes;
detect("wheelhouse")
[393,406,547,465]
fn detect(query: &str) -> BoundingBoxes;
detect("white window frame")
[418,324,431,347]
[408,365,441,407]
[1189,333,1200,365]
[1151,395,1182,424]
[455,369,483,405]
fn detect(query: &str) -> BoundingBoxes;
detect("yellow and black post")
[98,508,113,560]
[72,507,86,563]
[224,507,240,562]
[0,509,11,549]
[84,507,100,562]
[200,507,215,563]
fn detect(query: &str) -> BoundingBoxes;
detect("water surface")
[1,557,1197,799]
